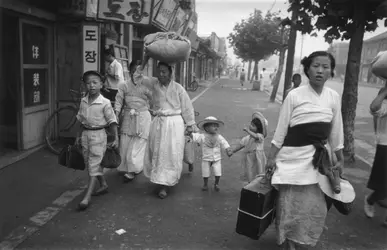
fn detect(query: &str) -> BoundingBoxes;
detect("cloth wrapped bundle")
[371,50,387,80]
[144,32,191,63]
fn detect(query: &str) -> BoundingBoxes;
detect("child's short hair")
[203,122,218,132]
[252,118,263,134]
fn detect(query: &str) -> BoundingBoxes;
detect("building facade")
[328,31,387,85]
[359,31,387,85]
[0,0,207,160]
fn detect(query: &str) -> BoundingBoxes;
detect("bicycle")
[187,75,199,92]
[45,88,85,155]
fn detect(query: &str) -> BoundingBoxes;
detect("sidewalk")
[3,78,386,250]
[0,78,217,245]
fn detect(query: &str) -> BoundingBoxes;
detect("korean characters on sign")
[83,24,99,73]
[33,72,41,103]
[98,0,152,24]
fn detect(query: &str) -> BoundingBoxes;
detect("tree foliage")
[228,11,285,62]
[288,0,386,43]
[289,0,386,162]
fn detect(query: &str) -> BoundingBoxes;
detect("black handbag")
[101,146,121,169]
[58,144,85,171]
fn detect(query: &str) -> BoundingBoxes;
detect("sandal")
[158,189,168,199]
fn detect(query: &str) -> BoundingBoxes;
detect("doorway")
[0,10,20,154]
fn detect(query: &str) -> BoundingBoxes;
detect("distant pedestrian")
[284,73,302,99]
[190,116,232,191]
[364,86,387,226]
[76,71,119,210]
[240,69,246,86]
[103,48,124,105]
[229,112,268,183]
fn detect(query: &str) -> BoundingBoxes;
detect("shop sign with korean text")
[169,7,188,35]
[83,24,99,72]
[98,0,153,25]
[152,0,177,31]
[22,23,48,107]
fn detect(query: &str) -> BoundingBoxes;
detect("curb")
[263,89,372,167]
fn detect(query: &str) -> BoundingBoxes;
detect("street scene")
[1,0,387,249]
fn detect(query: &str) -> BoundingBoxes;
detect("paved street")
[1,78,387,249]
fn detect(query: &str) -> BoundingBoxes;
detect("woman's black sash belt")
[282,122,332,170]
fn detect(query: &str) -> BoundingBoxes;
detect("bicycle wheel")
[191,81,199,91]
[45,106,79,155]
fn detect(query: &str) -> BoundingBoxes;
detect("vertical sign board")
[22,23,48,107]
[83,24,99,73]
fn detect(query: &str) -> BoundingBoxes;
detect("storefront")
[0,0,56,153]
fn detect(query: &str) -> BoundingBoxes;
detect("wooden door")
[19,20,52,150]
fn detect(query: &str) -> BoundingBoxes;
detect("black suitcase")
[236,175,278,240]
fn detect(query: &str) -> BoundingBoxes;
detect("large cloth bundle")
[371,50,387,80]
[144,32,191,63]
[236,175,277,240]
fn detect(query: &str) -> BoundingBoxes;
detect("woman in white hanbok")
[265,51,345,249]
[137,59,198,199]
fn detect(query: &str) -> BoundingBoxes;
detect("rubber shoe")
[364,195,375,218]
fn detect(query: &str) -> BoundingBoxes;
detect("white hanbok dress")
[143,78,195,186]
[271,84,344,247]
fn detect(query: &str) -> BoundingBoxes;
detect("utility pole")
[282,0,298,101]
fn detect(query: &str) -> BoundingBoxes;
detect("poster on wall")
[98,0,153,25]
[152,0,177,31]
[169,7,187,35]
[82,24,99,73]
[86,0,98,18]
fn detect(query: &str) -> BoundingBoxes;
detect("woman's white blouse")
[271,84,344,185]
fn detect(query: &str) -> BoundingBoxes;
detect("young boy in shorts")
[76,71,119,210]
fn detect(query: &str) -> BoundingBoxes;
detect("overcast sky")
[196,0,387,63]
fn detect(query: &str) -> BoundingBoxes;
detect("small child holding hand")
[190,116,232,191]
[229,112,268,183]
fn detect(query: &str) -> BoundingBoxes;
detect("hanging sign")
[97,0,153,25]
[169,7,187,35]
[152,0,177,31]
[82,24,99,73]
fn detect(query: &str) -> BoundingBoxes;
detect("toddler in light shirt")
[190,116,232,191]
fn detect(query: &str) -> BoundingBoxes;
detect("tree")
[289,0,387,162]
[270,25,289,102]
[228,10,285,82]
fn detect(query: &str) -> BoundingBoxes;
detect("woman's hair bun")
[300,56,309,66]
